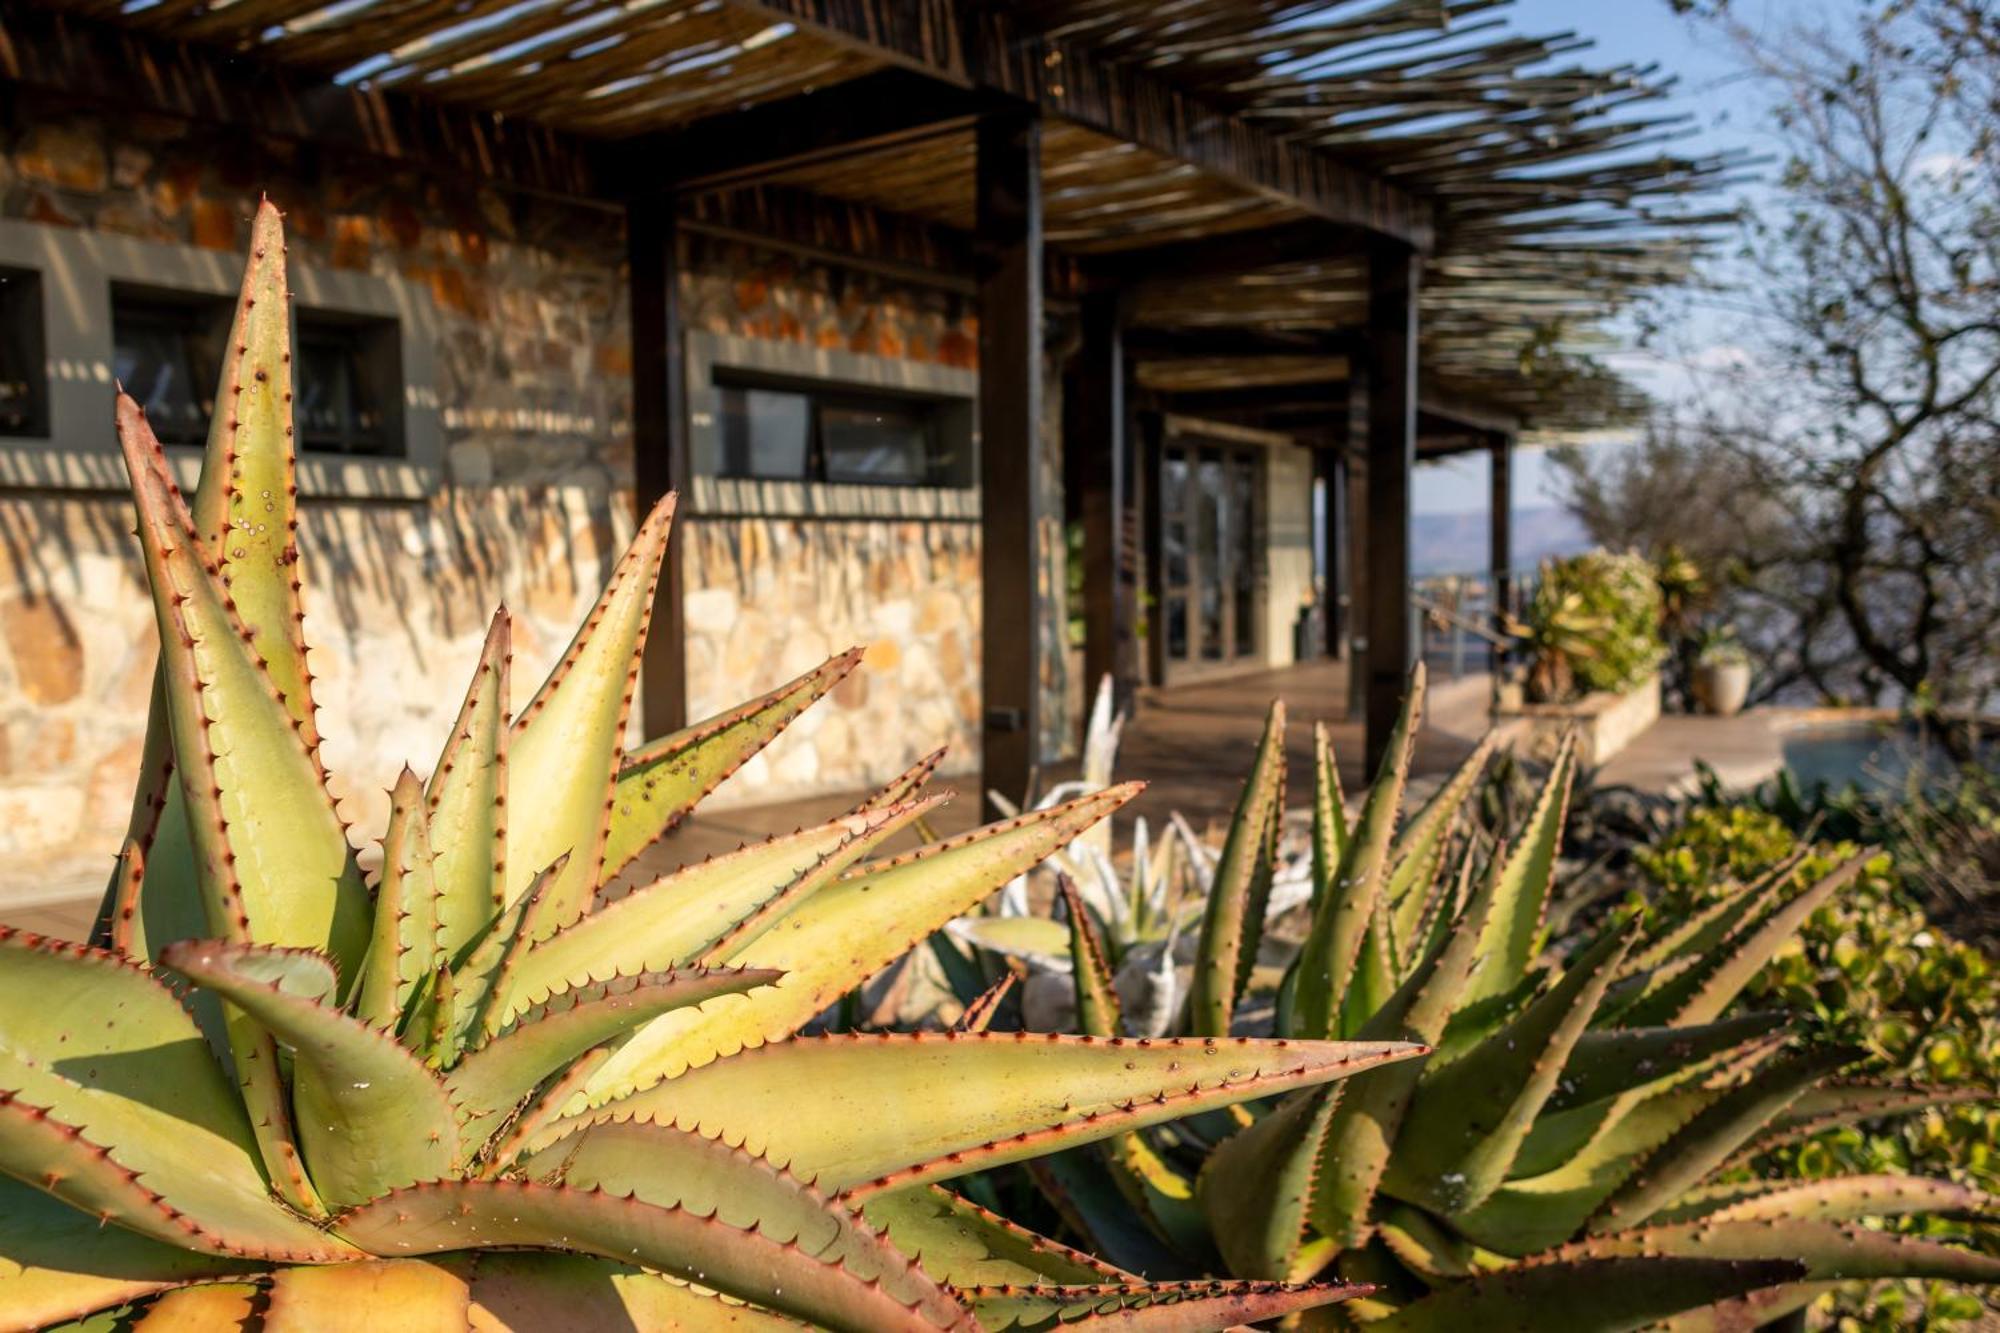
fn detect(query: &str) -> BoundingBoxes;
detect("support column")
[976,109,1044,813]
[1070,288,1137,723]
[628,193,689,739]
[1313,444,1343,659]
[1489,430,1514,670]
[1137,406,1167,689]
[1344,380,1370,718]
[1364,240,1420,772]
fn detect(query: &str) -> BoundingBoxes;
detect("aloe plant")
[0,202,1430,1332]
[1023,668,2000,1329]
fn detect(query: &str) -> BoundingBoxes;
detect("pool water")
[1781,721,1986,796]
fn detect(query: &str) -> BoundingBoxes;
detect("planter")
[1498,673,1662,768]
[1691,660,1752,717]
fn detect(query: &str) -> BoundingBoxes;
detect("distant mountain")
[1411,504,1592,576]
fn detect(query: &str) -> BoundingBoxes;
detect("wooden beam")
[625,70,990,194]
[0,6,605,205]
[1364,239,1419,772]
[736,0,1434,248]
[1069,289,1135,722]
[1084,219,1371,285]
[976,108,1044,813]
[1123,326,1351,361]
[1418,390,1523,437]
[1489,430,1514,671]
[629,195,690,739]
[683,184,976,290]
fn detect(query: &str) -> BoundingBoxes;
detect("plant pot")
[1692,661,1751,717]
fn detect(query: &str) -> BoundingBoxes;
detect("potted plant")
[1691,627,1753,716]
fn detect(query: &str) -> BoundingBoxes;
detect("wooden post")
[1071,288,1135,722]
[1344,380,1370,717]
[1314,444,1344,658]
[628,193,689,739]
[1364,239,1419,772]
[1137,406,1167,688]
[976,109,1044,813]
[1490,430,1514,671]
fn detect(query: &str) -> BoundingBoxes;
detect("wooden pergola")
[0,0,1740,795]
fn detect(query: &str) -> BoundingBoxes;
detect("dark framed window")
[112,286,231,447]
[296,312,400,457]
[0,268,47,439]
[714,375,969,487]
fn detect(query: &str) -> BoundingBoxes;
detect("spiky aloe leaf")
[335,1177,969,1332]
[160,940,460,1209]
[1297,843,1506,1256]
[1543,1012,1793,1114]
[1385,733,1495,947]
[1389,925,1634,1216]
[1029,1150,1188,1279]
[0,931,343,1257]
[0,1177,256,1330]
[578,787,1144,1103]
[508,801,930,1023]
[1289,667,1422,1040]
[863,1185,1129,1287]
[604,649,862,880]
[854,744,950,815]
[449,966,780,1150]
[1102,1129,1211,1266]
[1555,1217,2000,1285]
[1460,734,1575,1008]
[1199,1083,1339,1280]
[537,1031,1421,1199]
[1720,1079,1993,1170]
[264,1259,472,1328]
[1376,1202,1507,1284]
[1646,1174,1993,1227]
[951,916,1074,967]
[1584,1045,1863,1235]
[954,973,1019,1034]
[458,1251,799,1331]
[1621,849,1809,978]
[425,608,511,958]
[1190,702,1285,1037]
[1307,721,1347,916]
[506,494,675,929]
[1643,1282,1837,1333]
[105,838,146,957]
[355,769,438,1030]
[128,1283,260,1329]
[1064,876,1123,1038]
[1366,1256,1804,1333]
[960,1279,1370,1330]
[450,854,571,1047]
[1616,854,1866,1029]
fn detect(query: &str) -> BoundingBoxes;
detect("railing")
[1410,569,1536,683]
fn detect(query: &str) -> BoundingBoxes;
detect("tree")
[1566,1,2000,717]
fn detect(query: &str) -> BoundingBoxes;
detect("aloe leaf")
[1308,721,1347,915]
[959,1279,1369,1330]
[1376,1202,1507,1284]
[579,786,1144,1103]
[1543,1012,1793,1114]
[1461,735,1575,1007]
[1646,1174,1993,1227]
[448,966,780,1148]
[450,854,571,1046]
[509,801,928,1022]
[0,930,342,1256]
[1385,732,1495,944]
[1102,1129,1213,1266]
[459,1251,800,1332]
[1559,1216,2000,1285]
[356,769,439,1030]
[1199,1085,1339,1279]
[1390,925,1634,1215]
[604,649,862,880]
[1029,1151,1189,1278]
[1063,875,1123,1037]
[1643,1282,1838,1333]
[0,1177,256,1330]
[265,1259,471,1327]
[507,495,676,929]
[335,1177,967,1332]
[1191,703,1285,1037]
[425,608,511,958]
[853,744,950,814]
[950,915,1074,966]
[953,972,1018,1033]
[538,1031,1421,1199]
[1722,1079,1992,1170]
[1622,849,1810,978]
[105,838,147,958]
[1290,667,1422,1040]
[863,1184,1130,1286]
[1367,1255,1804,1332]
[1585,1045,1863,1235]
[160,939,461,1209]
[129,1282,260,1329]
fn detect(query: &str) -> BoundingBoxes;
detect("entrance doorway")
[1160,437,1262,677]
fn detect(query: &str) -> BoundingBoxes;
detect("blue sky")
[1414,0,1813,517]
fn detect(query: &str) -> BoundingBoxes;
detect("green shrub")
[1518,549,1665,702]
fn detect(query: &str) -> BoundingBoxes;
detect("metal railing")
[1410,569,1536,683]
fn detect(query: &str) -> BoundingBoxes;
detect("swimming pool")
[1781,718,1989,795]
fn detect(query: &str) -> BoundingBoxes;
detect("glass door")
[1161,437,1263,676]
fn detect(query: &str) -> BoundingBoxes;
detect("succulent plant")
[0,203,1432,1332]
[1022,669,2000,1329]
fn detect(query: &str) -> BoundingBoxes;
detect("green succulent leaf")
[604,650,863,881]
[1462,734,1576,1008]
[1308,721,1348,916]
[958,1279,1369,1331]
[864,1184,1130,1287]
[334,1176,969,1332]
[459,1251,801,1331]
[1367,1255,1805,1333]
[1063,876,1124,1038]
[1191,702,1285,1038]
[1555,1216,2000,1285]
[852,744,950,815]
[1199,1084,1339,1279]
[953,972,1019,1034]
[160,939,461,1209]
[506,494,676,930]
[424,608,511,959]
[1720,1078,1994,1170]
[1543,1012,1793,1114]
[1385,733,1495,949]
[356,768,439,1030]
[1645,1173,1993,1226]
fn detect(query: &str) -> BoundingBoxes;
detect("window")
[713,377,969,487]
[296,312,399,457]
[0,268,46,438]
[112,287,231,447]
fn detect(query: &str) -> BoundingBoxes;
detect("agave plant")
[1023,669,2000,1329]
[0,203,1439,1332]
